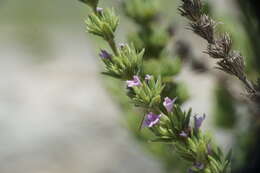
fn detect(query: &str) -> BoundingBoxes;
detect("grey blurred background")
[0,0,242,172]
[0,0,164,172]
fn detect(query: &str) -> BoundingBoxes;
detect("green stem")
[108,39,118,56]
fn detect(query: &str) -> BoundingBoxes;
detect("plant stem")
[241,76,256,93]
[108,39,118,56]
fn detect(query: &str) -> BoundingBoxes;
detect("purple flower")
[163,97,176,112]
[99,49,112,59]
[188,163,204,173]
[126,76,141,87]
[143,112,161,128]
[194,114,206,130]
[194,162,204,170]
[179,131,188,138]
[145,74,152,81]
[188,168,195,173]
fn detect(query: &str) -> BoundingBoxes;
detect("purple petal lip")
[188,168,195,173]
[194,162,204,170]
[163,97,177,112]
[179,131,188,137]
[126,76,141,87]
[143,112,161,128]
[194,114,206,130]
[99,49,111,59]
[188,162,204,173]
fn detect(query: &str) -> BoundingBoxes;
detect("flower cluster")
[85,8,119,43]
[80,0,231,172]
[100,44,144,80]
[179,0,260,106]
[127,75,164,108]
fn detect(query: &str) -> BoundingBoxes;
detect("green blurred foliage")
[128,26,170,59]
[143,56,181,78]
[213,83,236,129]
[123,0,159,25]
[236,0,260,75]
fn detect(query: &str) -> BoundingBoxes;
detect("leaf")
[225,149,232,163]
[101,72,121,79]
[150,137,175,143]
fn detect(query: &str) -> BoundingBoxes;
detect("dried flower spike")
[179,0,259,106]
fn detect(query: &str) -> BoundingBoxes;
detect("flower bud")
[163,97,177,112]
[99,49,112,59]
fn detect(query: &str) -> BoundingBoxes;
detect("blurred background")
[0,0,259,172]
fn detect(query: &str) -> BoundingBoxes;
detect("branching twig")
[179,0,260,108]
[79,0,231,172]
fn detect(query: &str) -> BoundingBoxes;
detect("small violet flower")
[99,49,112,59]
[188,163,204,173]
[163,97,177,112]
[194,114,206,130]
[188,168,195,173]
[179,131,188,138]
[194,162,204,170]
[126,76,141,88]
[143,112,161,128]
[145,74,152,81]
